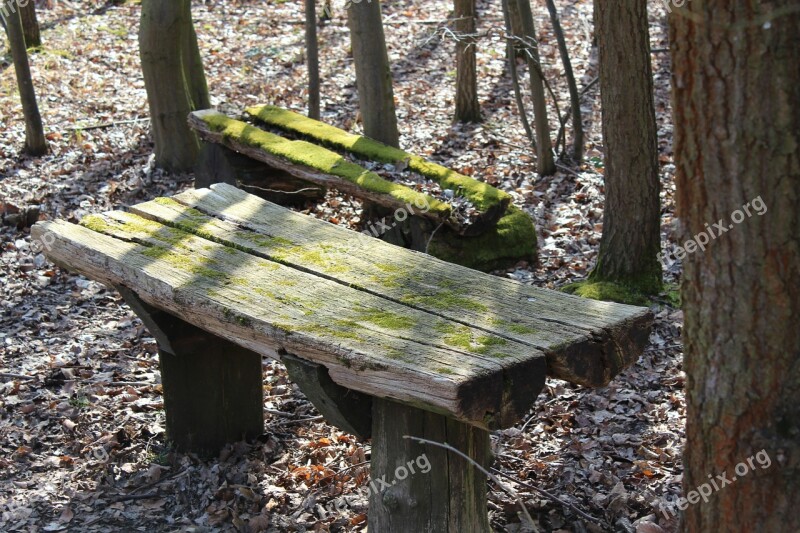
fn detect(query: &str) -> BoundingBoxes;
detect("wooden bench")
[32,184,651,532]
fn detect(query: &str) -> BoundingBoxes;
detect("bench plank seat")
[33,208,545,429]
[134,184,652,388]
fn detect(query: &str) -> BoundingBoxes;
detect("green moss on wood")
[357,308,415,330]
[201,113,450,218]
[402,289,488,313]
[561,280,650,306]
[427,206,537,272]
[246,105,511,213]
[489,318,537,335]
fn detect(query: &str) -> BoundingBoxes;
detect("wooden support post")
[282,353,372,439]
[117,286,264,456]
[369,398,491,532]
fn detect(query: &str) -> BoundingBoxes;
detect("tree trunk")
[514,0,555,175]
[670,3,800,531]
[454,0,480,123]
[305,0,320,119]
[183,18,210,111]
[139,0,209,172]
[544,0,582,162]
[347,0,399,147]
[2,6,47,156]
[588,0,660,294]
[20,1,40,48]
[505,0,525,58]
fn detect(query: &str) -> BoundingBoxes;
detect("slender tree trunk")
[139,0,209,172]
[505,0,525,58]
[514,0,555,175]
[544,0,582,162]
[20,1,40,48]
[347,0,399,147]
[670,3,800,531]
[588,0,660,294]
[305,0,320,120]
[2,6,47,156]
[454,0,480,123]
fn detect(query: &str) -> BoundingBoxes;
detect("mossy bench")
[189,106,538,271]
[32,184,651,532]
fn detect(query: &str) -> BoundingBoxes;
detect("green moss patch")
[427,206,537,271]
[561,281,650,306]
[201,113,450,218]
[402,290,488,313]
[357,308,415,330]
[246,105,510,213]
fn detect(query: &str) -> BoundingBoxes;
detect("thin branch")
[240,184,322,195]
[491,468,608,527]
[502,0,535,150]
[68,117,150,131]
[404,435,538,530]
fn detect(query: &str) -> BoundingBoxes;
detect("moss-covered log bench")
[189,106,538,271]
[32,184,651,532]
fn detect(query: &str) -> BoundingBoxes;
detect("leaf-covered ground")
[1,1,684,531]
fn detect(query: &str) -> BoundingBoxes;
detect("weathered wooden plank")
[32,217,546,429]
[134,184,652,387]
[188,110,461,231]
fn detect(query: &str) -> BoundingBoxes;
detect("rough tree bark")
[347,0,399,147]
[670,3,800,531]
[513,0,555,175]
[2,5,47,156]
[588,0,660,295]
[454,0,480,123]
[139,0,210,172]
[305,0,320,119]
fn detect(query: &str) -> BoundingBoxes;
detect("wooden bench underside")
[32,184,651,429]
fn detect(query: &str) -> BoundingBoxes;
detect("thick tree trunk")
[139,0,209,172]
[305,0,320,119]
[347,0,399,147]
[2,6,47,156]
[589,0,660,294]
[670,3,800,531]
[454,0,480,123]
[514,0,555,175]
[20,1,40,48]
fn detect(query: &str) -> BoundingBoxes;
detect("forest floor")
[1,1,685,531]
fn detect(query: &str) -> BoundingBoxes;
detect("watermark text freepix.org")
[658,195,767,268]
[660,449,772,519]
[0,0,32,20]
[320,452,431,517]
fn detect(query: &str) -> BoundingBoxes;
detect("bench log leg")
[117,286,264,456]
[369,398,491,532]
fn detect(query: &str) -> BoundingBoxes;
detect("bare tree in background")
[139,0,210,172]
[2,5,47,155]
[305,0,320,119]
[453,0,480,123]
[347,0,399,147]
[585,0,660,296]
